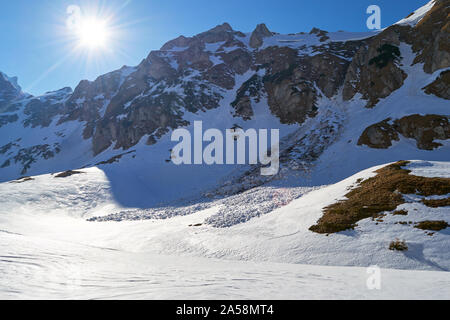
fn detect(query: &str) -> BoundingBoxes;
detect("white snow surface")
[407,161,450,178]
[396,0,436,26]
[0,160,449,299]
[1,231,449,300]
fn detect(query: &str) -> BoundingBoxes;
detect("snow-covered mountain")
[0,0,449,299]
[0,2,448,198]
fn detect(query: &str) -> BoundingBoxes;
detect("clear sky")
[0,0,429,96]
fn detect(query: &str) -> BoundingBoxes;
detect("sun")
[76,18,110,49]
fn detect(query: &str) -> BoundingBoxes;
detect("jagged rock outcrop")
[24,88,72,128]
[343,0,449,108]
[310,28,330,42]
[1,143,61,175]
[357,119,400,149]
[196,23,241,43]
[251,46,354,124]
[231,75,264,120]
[0,114,19,128]
[250,24,273,48]
[343,29,408,108]
[0,72,26,111]
[406,0,450,74]
[424,70,450,99]
[358,115,450,150]
[395,114,450,150]
[161,23,244,51]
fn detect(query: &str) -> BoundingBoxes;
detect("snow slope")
[0,162,448,266]
[0,160,449,299]
[1,231,449,300]
[396,0,436,26]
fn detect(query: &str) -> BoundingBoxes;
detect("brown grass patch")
[310,161,450,234]
[392,209,408,216]
[421,198,450,208]
[415,221,449,231]
[389,239,408,251]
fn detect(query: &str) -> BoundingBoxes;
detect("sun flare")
[76,18,110,49]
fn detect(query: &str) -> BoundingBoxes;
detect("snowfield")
[0,160,449,299]
[1,231,449,300]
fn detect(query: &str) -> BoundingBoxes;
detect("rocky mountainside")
[0,0,448,204]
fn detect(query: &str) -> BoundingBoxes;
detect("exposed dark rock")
[5,144,62,175]
[310,28,330,42]
[0,114,19,128]
[217,49,252,75]
[343,32,407,108]
[0,72,26,110]
[197,23,236,43]
[250,24,273,48]
[9,176,34,184]
[55,170,84,178]
[369,44,402,69]
[424,70,450,99]
[0,142,20,154]
[95,151,136,166]
[357,119,399,149]
[358,115,450,150]
[407,0,450,74]
[344,1,449,107]
[231,75,264,120]
[394,114,450,150]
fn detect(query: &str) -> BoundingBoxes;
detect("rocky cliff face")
[358,115,450,150]
[249,23,274,48]
[51,22,368,156]
[0,0,448,180]
[342,29,408,108]
[343,0,450,107]
[0,72,27,112]
[424,70,450,99]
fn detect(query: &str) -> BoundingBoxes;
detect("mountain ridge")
[0,0,448,206]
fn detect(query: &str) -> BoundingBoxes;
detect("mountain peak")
[0,71,21,92]
[249,23,273,48]
[208,22,234,33]
[0,71,25,108]
[161,23,236,51]
[196,22,240,43]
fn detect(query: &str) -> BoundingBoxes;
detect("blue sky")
[0,0,428,95]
